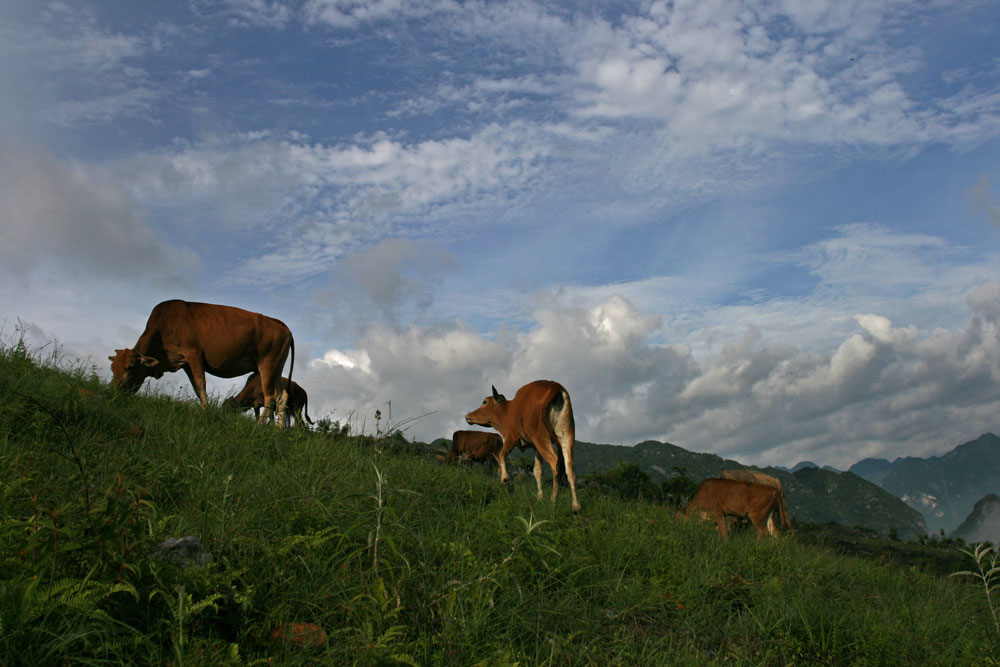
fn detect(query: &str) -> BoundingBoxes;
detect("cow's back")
[718,468,783,492]
[511,380,566,414]
[149,300,290,377]
[689,478,778,514]
[509,380,574,436]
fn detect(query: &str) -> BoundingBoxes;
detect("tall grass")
[0,336,998,664]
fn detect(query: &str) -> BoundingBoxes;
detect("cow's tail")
[550,386,580,511]
[301,374,314,425]
[777,489,792,533]
[281,334,295,416]
[547,389,574,478]
[286,334,295,389]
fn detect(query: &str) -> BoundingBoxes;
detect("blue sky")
[1,0,999,468]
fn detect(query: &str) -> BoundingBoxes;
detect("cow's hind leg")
[276,386,289,428]
[765,512,778,537]
[528,425,561,504]
[748,510,770,539]
[257,368,279,426]
[715,513,728,537]
[533,455,544,500]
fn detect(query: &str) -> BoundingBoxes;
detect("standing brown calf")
[465,380,580,512]
[438,430,504,464]
[224,373,313,427]
[681,478,790,538]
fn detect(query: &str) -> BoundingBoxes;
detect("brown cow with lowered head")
[224,373,313,427]
[438,430,504,464]
[681,477,790,539]
[109,300,294,425]
[465,380,580,512]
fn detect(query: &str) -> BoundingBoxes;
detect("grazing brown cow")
[465,380,580,512]
[438,430,504,464]
[109,300,294,425]
[717,469,791,536]
[682,478,790,538]
[224,373,313,427]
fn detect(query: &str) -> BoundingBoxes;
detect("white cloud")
[0,2,156,126]
[564,0,957,152]
[292,220,1000,469]
[107,126,551,285]
[217,0,292,27]
[302,0,459,28]
[0,145,198,285]
[298,282,999,470]
[117,128,546,224]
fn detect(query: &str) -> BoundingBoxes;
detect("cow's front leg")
[181,360,208,409]
[498,438,517,484]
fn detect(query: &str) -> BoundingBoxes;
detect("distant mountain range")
[848,433,1000,535]
[951,494,1000,544]
[780,461,842,474]
[570,440,927,540]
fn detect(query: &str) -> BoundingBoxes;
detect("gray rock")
[155,536,213,567]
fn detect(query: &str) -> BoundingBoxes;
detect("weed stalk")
[951,542,1000,634]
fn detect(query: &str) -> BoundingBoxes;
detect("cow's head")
[222,394,251,411]
[108,348,162,392]
[465,385,507,427]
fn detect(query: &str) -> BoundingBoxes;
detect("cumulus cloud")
[315,237,457,327]
[300,282,1000,470]
[565,0,958,151]
[0,146,198,284]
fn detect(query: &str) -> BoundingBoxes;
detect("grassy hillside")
[1,340,998,665]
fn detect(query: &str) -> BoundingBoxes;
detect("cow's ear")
[108,355,115,362]
[137,355,160,368]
